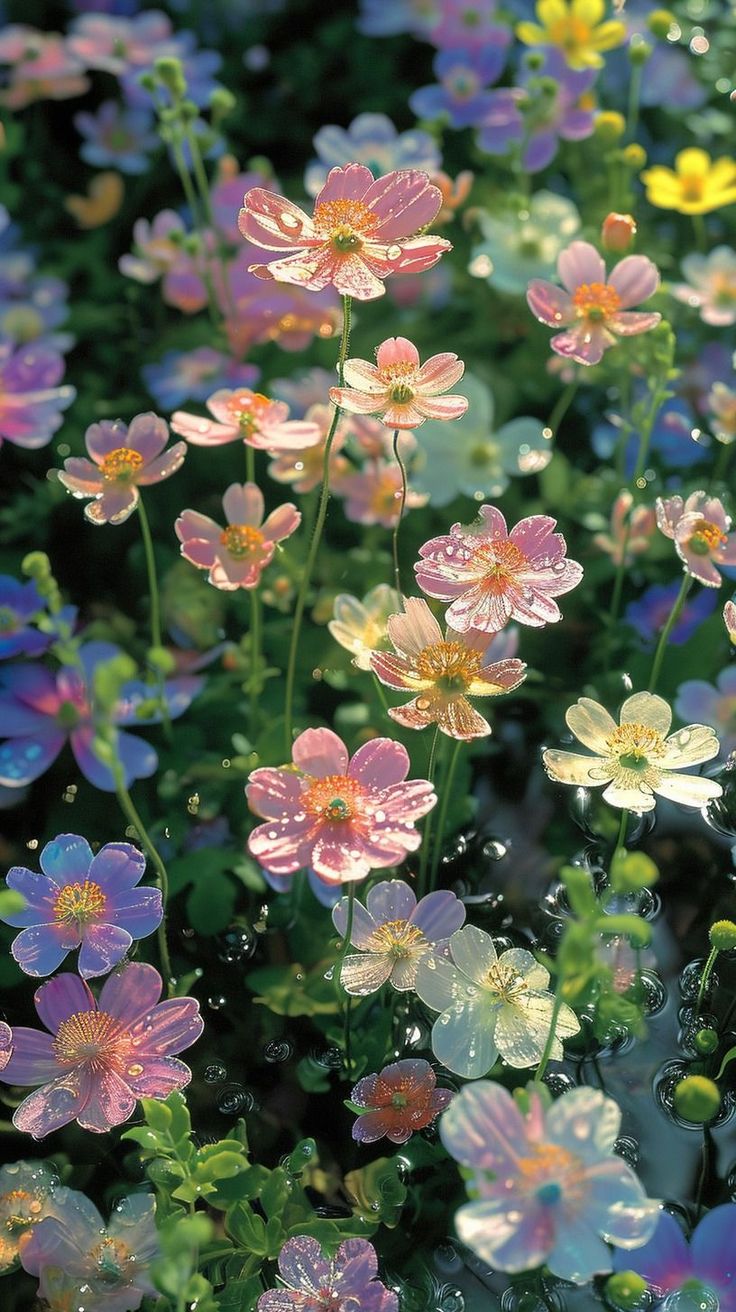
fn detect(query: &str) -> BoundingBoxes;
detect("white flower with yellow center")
[543,691,723,813]
[328,584,401,671]
[415,924,579,1079]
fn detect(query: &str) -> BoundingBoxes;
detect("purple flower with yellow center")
[332,878,465,995]
[258,1235,398,1312]
[0,577,48,660]
[612,1204,736,1310]
[58,412,186,525]
[0,1160,58,1274]
[0,963,203,1137]
[477,51,596,172]
[2,833,163,979]
[142,347,259,411]
[0,640,202,792]
[410,46,508,129]
[0,337,75,451]
[676,667,736,761]
[74,100,159,175]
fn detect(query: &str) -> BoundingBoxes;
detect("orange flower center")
[686,517,727,556]
[52,1009,128,1070]
[547,14,592,56]
[90,1236,132,1282]
[0,1189,44,1233]
[302,773,368,823]
[516,1142,581,1203]
[368,919,427,957]
[313,198,376,253]
[415,640,482,693]
[225,390,272,435]
[53,879,107,925]
[476,538,528,591]
[99,447,144,482]
[220,524,265,559]
[572,281,622,322]
[680,172,705,202]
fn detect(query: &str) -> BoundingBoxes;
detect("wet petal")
[34,974,94,1035]
[39,834,94,884]
[292,727,349,778]
[349,737,409,788]
[77,925,133,979]
[565,698,617,752]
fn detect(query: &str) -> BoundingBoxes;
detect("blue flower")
[593,398,708,471]
[0,578,50,660]
[142,347,259,410]
[410,46,509,129]
[613,1205,736,1310]
[74,100,159,175]
[625,581,717,647]
[305,113,441,197]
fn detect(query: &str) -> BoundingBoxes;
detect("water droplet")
[216,1084,257,1114]
[204,1063,227,1083]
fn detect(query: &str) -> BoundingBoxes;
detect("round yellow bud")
[594,111,626,144]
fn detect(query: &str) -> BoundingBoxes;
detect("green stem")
[428,739,463,893]
[372,672,391,718]
[169,136,220,329]
[535,992,564,1083]
[391,429,407,597]
[114,771,175,995]
[341,884,355,1077]
[418,727,441,898]
[137,497,162,651]
[603,808,629,908]
[713,440,733,486]
[547,381,578,437]
[695,945,719,1021]
[692,213,708,254]
[283,296,352,755]
[626,62,643,140]
[184,124,238,322]
[245,446,262,739]
[648,573,693,693]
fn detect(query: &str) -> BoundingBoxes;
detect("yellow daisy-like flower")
[543,691,723,813]
[641,149,736,216]
[517,0,626,70]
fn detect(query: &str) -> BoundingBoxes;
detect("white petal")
[431,998,498,1079]
[660,723,721,768]
[653,771,723,808]
[619,692,672,736]
[565,698,617,752]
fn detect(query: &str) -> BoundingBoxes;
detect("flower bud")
[594,111,626,144]
[709,919,736,951]
[629,35,653,63]
[602,212,637,253]
[604,1271,648,1309]
[694,1028,719,1055]
[154,56,187,99]
[210,87,236,121]
[647,8,677,38]
[624,143,647,168]
[148,646,177,676]
[724,600,736,644]
[673,1074,721,1123]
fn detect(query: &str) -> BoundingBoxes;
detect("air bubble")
[204,1063,227,1083]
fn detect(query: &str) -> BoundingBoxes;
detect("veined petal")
[340,952,393,996]
[619,692,672,736]
[661,724,720,768]
[653,772,723,807]
[342,358,384,393]
[566,698,617,752]
[431,996,498,1079]
[543,748,612,787]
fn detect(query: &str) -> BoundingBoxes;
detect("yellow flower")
[65,172,124,228]
[641,148,736,215]
[517,0,626,69]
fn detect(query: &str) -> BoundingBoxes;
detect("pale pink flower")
[171,388,320,451]
[330,336,468,429]
[267,403,351,494]
[656,491,736,587]
[415,504,583,632]
[724,599,736,644]
[708,382,736,445]
[246,727,436,885]
[0,27,89,109]
[371,596,526,739]
[176,482,300,591]
[58,413,186,526]
[347,413,418,462]
[672,247,736,327]
[527,240,661,366]
[592,490,657,565]
[339,459,429,529]
[238,163,451,301]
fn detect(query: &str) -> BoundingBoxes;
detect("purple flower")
[2,833,163,979]
[59,412,186,525]
[428,0,512,50]
[142,347,259,410]
[121,32,222,110]
[332,879,466,995]
[0,641,202,792]
[0,578,48,660]
[0,337,75,451]
[613,1205,736,1310]
[305,113,441,197]
[625,581,717,648]
[74,100,159,175]
[0,249,70,350]
[21,1188,159,1312]
[477,52,596,172]
[410,46,508,129]
[0,963,203,1137]
[676,666,736,760]
[357,0,441,39]
[258,1236,398,1312]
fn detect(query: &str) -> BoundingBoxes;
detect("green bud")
[148,646,176,675]
[179,98,199,123]
[93,654,137,711]
[523,50,545,70]
[694,1028,719,1055]
[182,234,201,256]
[623,143,647,169]
[629,35,653,63]
[647,8,677,38]
[22,551,51,579]
[604,1271,647,1309]
[134,698,162,719]
[610,849,659,894]
[209,87,236,120]
[673,1075,721,1124]
[709,919,736,951]
[138,72,157,93]
[594,111,626,144]
[154,55,187,98]
[246,155,274,177]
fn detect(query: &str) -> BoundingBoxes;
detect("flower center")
[712,273,736,306]
[368,919,427,958]
[607,721,666,773]
[517,1143,580,1199]
[391,1091,409,1108]
[680,172,705,202]
[313,199,376,253]
[485,961,527,1002]
[686,517,727,556]
[447,66,480,100]
[469,442,500,467]
[52,1009,127,1070]
[572,281,622,323]
[548,13,592,55]
[0,606,19,634]
[55,699,81,729]
[99,447,145,483]
[225,390,273,435]
[476,538,528,591]
[0,1189,44,1233]
[302,774,368,823]
[389,383,415,404]
[415,640,482,693]
[90,1236,131,1283]
[220,524,265,559]
[369,470,403,519]
[53,880,107,926]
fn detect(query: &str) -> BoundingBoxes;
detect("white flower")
[328,583,401,670]
[415,925,579,1079]
[543,691,723,813]
[468,191,581,296]
[672,246,736,326]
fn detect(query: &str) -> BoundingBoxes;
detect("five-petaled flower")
[246,727,436,885]
[1,833,163,979]
[516,0,626,69]
[238,163,451,301]
[543,691,723,813]
[332,878,465,995]
[171,388,320,450]
[641,149,736,215]
[415,924,579,1078]
[415,504,583,632]
[0,962,203,1138]
[258,1235,398,1312]
[371,596,527,739]
[58,412,186,525]
[612,1204,736,1310]
[440,1082,659,1283]
[527,240,661,366]
[0,1160,57,1273]
[329,336,467,429]
[656,491,736,588]
[176,482,301,591]
[350,1058,453,1144]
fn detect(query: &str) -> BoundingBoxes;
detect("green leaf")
[226,1202,268,1254]
[186,869,237,936]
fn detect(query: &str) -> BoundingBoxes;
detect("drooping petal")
[77,925,134,979]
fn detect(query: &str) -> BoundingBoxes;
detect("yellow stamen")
[52,1010,127,1069]
[415,640,482,693]
[368,919,427,957]
[99,447,144,482]
[53,880,107,925]
[572,281,622,322]
[220,524,265,559]
[302,774,368,823]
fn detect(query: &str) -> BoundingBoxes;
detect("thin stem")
[692,213,708,255]
[245,445,262,739]
[418,727,442,898]
[137,497,162,650]
[695,945,719,1021]
[626,61,643,140]
[114,771,175,995]
[372,672,391,718]
[535,992,563,1083]
[547,381,578,438]
[283,296,352,755]
[169,137,220,329]
[713,440,733,486]
[429,739,463,893]
[391,429,407,597]
[648,573,693,693]
[611,807,628,872]
[341,884,355,1077]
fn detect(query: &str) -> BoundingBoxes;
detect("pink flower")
[339,459,429,528]
[267,403,351,494]
[258,1237,397,1312]
[370,596,526,739]
[223,252,342,353]
[58,413,186,526]
[350,1058,453,1144]
[0,963,203,1138]
[527,240,661,366]
[0,27,89,109]
[238,163,451,301]
[329,336,468,429]
[415,504,583,632]
[176,482,301,590]
[246,727,436,884]
[171,388,320,451]
[656,491,736,587]
[592,489,657,566]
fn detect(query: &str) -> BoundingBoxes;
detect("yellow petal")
[516,20,548,44]
[537,0,569,25]
[65,172,124,228]
[566,697,617,752]
[674,147,711,178]
[705,157,736,188]
[572,0,604,23]
[590,19,627,49]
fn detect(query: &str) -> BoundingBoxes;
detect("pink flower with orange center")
[238,163,451,301]
[246,727,436,885]
[656,491,736,587]
[350,1058,453,1144]
[415,504,583,632]
[171,388,320,451]
[371,597,526,739]
[330,336,468,429]
[339,459,429,529]
[267,403,351,494]
[58,413,185,525]
[527,240,660,366]
[176,482,301,591]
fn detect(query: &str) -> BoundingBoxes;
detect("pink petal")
[376,337,420,371]
[223,481,263,526]
[292,727,349,777]
[179,538,219,569]
[125,1054,192,1098]
[373,234,451,274]
[137,442,186,485]
[175,510,222,546]
[260,502,301,543]
[349,737,410,788]
[608,311,661,336]
[85,486,138,525]
[126,412,170,463]
[558,241,606,293]
[76,1068,136,1132]
[510,515,559,558]
[342,359,384,393]
[551,324,611,366]
[132,996,203,1057]
[1,1028,58,1084]
[332,897,379,947]
[413,394,469,421]
[330,386,384,415]
[380,777,436,822]
[238,188,316,250]
[85,420,130,462]
[608,254,660,308]
[13,1074,91,1139]
[253,419,324,452]
[440,1080,531,1174]
[98,962,162,1026]
[414,353,465,395]
[389,700,435,731]
[371,651,425,691]
[362,170,442,239]
[170,411,238,446]
[311,832,370,883]
[248,818,313,874]
[527,280,575,328]
[366,879,417,923]
[245,766,303,819]
[58,459,104,495]
[34,974,94,1034]
[315,163,376,205]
